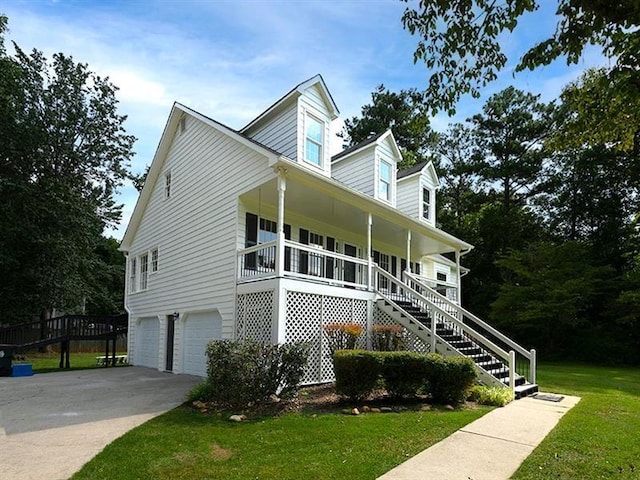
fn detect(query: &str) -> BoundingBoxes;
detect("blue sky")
[2,0,606,239]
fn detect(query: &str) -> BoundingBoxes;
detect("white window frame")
[129,257,137,293]
[164,171,172,199]
[139,253,149,291]
[151,248,159,273]
[378,159,392,202]
[304,113,324,167]
[422,186,432,221]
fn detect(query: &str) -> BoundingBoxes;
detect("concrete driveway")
[0,366,200,480]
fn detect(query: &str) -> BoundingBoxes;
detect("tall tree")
[0,19,135,323]
[339,85,437,168]
[400,0,640,150]
[470,87,552,215]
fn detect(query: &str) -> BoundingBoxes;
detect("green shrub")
[205,339,310,408]
[333,350,382,401]
[186,380,216,403]
[467,385,514,406]
[425,353,477,404]
[380,351,428,397]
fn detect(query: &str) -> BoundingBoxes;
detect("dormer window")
[422,187,431,220]
[305,114,324,166]
[379,160,392,201]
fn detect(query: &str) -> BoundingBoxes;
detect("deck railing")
[238,240,369,288]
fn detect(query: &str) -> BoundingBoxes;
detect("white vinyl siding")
[396,177,419,219]
[243,101,297,160]
[126,113,276,355]
[331,147,376,197]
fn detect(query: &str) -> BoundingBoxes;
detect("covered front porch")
[236,161,472,298]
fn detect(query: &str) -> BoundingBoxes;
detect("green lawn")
[17,351,128,373]
[72,403,491,480]
[513,363,640,479]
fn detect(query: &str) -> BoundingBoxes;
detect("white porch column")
[455,250,462,304]
[367,213,373,291]
[276,169,286,278]
[405,230,412,274]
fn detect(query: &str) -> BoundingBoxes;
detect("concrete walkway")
[378,393,580,480]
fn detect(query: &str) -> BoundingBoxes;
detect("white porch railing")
[403,271,536,386]
[237,240,369,289]
[409,274,458,302]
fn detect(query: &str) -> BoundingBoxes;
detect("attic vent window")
[164,171,172,199]
[305,114,323,166]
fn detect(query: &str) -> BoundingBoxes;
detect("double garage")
[133,310,222,376]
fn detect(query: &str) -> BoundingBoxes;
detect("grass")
[512,363,640,479]
[16,351,129,373]
[72,403,491,479]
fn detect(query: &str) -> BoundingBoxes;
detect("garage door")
[135,317,160,369]
[182,311,222,376]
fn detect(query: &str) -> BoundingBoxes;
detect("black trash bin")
[0,345,14,377]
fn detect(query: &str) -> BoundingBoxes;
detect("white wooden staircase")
[374,267,538,398]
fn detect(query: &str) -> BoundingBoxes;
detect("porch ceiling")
[240,164,473,256]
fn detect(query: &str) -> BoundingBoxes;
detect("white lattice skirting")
[236,290,274,344]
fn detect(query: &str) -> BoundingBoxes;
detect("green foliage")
[380,351,428,398]
[204,339,310,408]
[425,353,477,404]
[467,385,514,407]
[332,351,478,403]
[186,380,216,403]
[492,241,619,358]
[332,350,382,401]
[401,0,640,121]
[0,19,135,323]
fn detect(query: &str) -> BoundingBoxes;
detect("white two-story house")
[120,75,536,395]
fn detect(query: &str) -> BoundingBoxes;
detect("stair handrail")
[374,266,510,363]
[404,271,532,360]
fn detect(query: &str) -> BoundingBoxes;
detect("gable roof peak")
[241,74,339,133]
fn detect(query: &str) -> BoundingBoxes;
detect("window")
[379,160,392,201]
[422,187,431,220]
[308,232,324,277]
[139,253,149,290]
[258,218,277,269]
[151,248,159,273]
[164,172,172,199]
[129,257,137,293]
[436,271,448,296]
[305,114,324,166]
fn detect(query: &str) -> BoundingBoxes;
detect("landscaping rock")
[228,414,246,422]
[351,408,360,415]
[420,405,432,411]
[380,407,393,413]
[444,404,455,411]
[362,405,371,412]
[370,407,382,413]
[342,409,351,415]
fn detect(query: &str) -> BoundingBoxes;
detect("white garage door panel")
[135,318,160,369]
[183,311,222,376]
